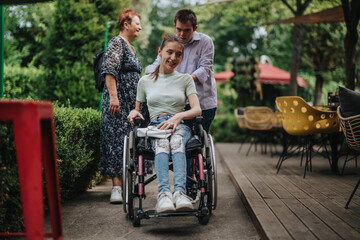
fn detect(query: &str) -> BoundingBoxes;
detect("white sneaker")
[156,192,175,213]
[110,186,123,204]
[173,191,194,211]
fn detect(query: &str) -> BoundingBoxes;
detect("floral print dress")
[100,36,142,177]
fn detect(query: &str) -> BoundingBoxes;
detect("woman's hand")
[109,96,120,116]
[127,109,144,126]
[157,113,184,134]
[106,74,120,116]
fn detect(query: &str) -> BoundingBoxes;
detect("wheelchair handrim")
[122,135,129,213]
[209,134,218,210]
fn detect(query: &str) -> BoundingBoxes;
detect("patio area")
[217,142,360,239]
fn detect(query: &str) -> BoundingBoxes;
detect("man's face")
[175,20,197,44]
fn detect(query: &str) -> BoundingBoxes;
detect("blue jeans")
[201,107,217,133]
[149,115,192,193]
[184,105,216,133]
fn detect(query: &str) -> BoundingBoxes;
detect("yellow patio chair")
[243,106,280,157]
[337,106,360,208]
[275,96,340,178]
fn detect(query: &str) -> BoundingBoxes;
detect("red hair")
[117,8,141,31]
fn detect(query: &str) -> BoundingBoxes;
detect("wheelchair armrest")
[188,116,204,145]
[185,116,203,123]
[134,116,148,127]
[195,116,203,124]
[196,121,204,146]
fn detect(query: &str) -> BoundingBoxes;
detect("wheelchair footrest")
[143,210,199,218]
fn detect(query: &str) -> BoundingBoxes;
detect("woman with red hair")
[100,8,143,204]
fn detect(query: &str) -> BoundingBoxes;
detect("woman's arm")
[106,74,120,116]
[158,93,201,133]
[127,101,144,125]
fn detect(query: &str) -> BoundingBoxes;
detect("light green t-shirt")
[136,71,198,119]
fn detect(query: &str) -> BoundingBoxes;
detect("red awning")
[214,70,234,82]
[214,64,308,88]
[258,63,308,88]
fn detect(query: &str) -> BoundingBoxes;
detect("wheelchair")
[122,116,217,227]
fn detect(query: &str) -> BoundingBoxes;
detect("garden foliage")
[4,0,128,109]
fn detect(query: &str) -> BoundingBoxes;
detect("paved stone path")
[53,152,259,240]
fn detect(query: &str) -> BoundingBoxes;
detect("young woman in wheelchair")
[127,35,201,213]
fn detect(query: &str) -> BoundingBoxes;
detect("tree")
[301,23,345,105]
[280,0,313,96]
[4,3,55,67]
[38,0,127,108]
[341,0,360,90]
[195,1,255,69]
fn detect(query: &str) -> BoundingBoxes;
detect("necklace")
[119,34,135,54]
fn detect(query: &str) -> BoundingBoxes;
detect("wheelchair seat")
[186,135,203,158]
[136,138,155,160]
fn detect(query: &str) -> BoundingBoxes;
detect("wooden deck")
[216,143,360,240]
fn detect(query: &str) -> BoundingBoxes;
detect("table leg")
[330,132,340,173]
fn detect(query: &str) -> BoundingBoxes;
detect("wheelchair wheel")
[122,135,129,214]
[208,134,218,210]
[127,165,135,220]
[203,131,217,211]
[132,208,141,227]
[198,168,212,225]
[123,131,135,216]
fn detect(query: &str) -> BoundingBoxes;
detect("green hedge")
[0,103,101,232]
[3,64,100,109]
[53,104,101,200]
[209,113,245,142]
[3,65,45,99]
[0,123,23,233]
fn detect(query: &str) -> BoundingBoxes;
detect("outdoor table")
[329,132,341,172]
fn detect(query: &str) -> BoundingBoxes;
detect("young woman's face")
[158,41,183,74]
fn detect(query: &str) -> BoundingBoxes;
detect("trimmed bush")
[0,103,101,232]
[0,123,23,233]
[210,113,245,142]
[3,65,45,99]
[53,104,101,200]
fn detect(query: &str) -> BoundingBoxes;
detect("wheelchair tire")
[198,168,212,225]
[208,134,218,210]
[122,135,129,214]
[198,214,210,225]
[132,208,141,227]
[127,163,135,220]
[123,132,135,216]
[205,167,213,215]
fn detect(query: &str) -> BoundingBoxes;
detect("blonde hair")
[150,35,184,82]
